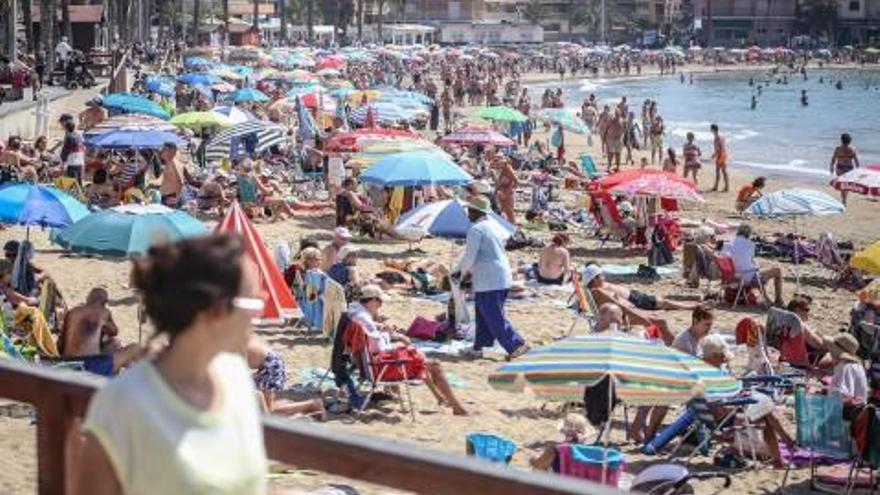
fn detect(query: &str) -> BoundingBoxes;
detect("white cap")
[334,226,352,239]
[337,245,360,261]
[359,284,388,301]
[581,264,602,287]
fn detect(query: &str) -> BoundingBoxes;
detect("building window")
[850,1,860,11]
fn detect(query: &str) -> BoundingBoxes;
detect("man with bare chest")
[59,288,142,375]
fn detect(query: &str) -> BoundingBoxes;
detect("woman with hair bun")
[75,234,268,495]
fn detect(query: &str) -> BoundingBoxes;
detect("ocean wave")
[733,159,828,178]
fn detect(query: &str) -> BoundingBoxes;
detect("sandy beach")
[1,66,878,494]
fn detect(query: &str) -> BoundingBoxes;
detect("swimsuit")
[628,290,658,311]
[253,350,287,393]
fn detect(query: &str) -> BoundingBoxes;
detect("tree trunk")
[706,0,713,46]
[306,0,313,41]
[279,0,287,43]
[41,0,55,76]
[192,0,200,45]
[568,0,574,36]
[377,0,384,42]
[222,0,229,46]
[60,0,71,41]
[252,0,258,31]
[22,0,34,54]
[356,0,363,41]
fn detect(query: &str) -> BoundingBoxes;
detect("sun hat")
[334,226,353,239]
[558,413,592,439]
[467,195,492,215]
[337,245,360,261]
[828,333,861,363]
[359,284,389,302]
[701,334,733,362]
[581,264,602,287]
[470,180,492,194]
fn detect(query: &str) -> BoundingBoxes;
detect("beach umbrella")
[349,140,445,166]
[744,188,845,218]
[144,76,176,97]
[230,87,270,103]
[317,57,346,70]
[609,172,703,202]
[852,241,880,275]
[395,199,515,240]
[535,108,589,134]
[474,106,528,123]
[439,127,515,147]
[83,114,177,136]
[52,204,209,257]
[178,73,222,85]
[102,93,171,120]
[170,111,234,129]
[85,129,184,149]
[831,168,880,198]
[325,128,420,152]
[211,105,255,125]
[488,334,741,405]
[745,189,845,289]
[205,121,288,163]
[0,184,89,228]
[350,103,416,125]
[184,57,212,68]
[360,151,473,187]
[215,202,300,323]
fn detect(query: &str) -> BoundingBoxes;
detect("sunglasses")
[232,297,265,313]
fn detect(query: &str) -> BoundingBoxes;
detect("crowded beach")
[0,40,879,495]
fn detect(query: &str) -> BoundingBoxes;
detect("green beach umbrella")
[536,108,589,134]
[474,106,528,123]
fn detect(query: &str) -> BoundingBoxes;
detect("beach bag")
[406,317,443,341]
[372,347,427,381]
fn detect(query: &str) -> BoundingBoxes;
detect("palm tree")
[355,0,364,41]
[60,0,72,40]
[376,0,386,41]
[223,0,229,46]
[279,0,287,43]
[22,0,34,54]
[306,0,314,41]
[40,0,56,75]
[192,0,201,45]
[252,0,259,31]
[523,0,547,25]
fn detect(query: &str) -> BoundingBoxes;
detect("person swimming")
[836,80,844,90]
[751,94,757,110]
[801,89,808,106]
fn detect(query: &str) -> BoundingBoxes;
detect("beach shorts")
[651,136,663,149]
[82,354,114,376]
[253,350,288,393]
[628,290,658,311]
[608,140,623,153]
[684,162,701,171]
[533,264,564,285]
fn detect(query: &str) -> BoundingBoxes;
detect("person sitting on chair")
[335,177,401,239]
[826,333,868,414]
[348,285,469,415]
[723,224,784,306]
[321,227,352,272]
[530,413,594,471]
[786,296,832,370]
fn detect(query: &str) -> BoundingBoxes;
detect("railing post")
[35,392,81,495]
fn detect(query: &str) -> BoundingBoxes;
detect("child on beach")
[682,132,702,185]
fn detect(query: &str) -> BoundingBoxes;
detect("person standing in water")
[710,124,730,192]
[830,133,860,205]
[801,89,809,106]
[751,94,757,110]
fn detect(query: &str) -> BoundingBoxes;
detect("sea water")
[535,68,880,179]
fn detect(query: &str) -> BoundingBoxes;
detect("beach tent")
[215,202,301,323]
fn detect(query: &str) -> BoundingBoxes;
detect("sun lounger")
[578,154,604,180]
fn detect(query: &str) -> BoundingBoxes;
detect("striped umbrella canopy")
[350,103,417,125]
[84,114,177,136]
[205,121,288,163]
[609,172,703,202]
[211,105,255,124]
[831,168,880,197]
[488,334,742,405]
[439,127,515,147]
[170,111,234,129]
[536,108,589,134]
[744,188,845,218]
[325,128,419,152]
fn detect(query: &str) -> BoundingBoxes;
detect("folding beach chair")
[781,391,857,493]
[565,269,599,336]
[667,395,761,465]
[578,154,604,180]
[712,255,766,308]
[344,320,421,421]
[588,191,635,247]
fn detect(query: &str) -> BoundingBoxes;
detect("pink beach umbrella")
[439,127,515,147]
[610,172,704,202]
[831,167,880,197]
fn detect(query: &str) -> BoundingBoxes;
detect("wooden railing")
[0,360,620,495]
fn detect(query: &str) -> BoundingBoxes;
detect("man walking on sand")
[603,109,625,172]
[710,124,730,192]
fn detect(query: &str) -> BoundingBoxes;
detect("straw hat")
[558,413,592,439]
[828,333,861,363]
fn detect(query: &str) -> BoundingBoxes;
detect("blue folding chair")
[466,433,517,464]
[579,154,604,179]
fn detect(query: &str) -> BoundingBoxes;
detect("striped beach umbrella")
[205,121,288,163]
[439,127,515,147]
[831,168,880,198]
[744,188,845,218]
[350,103,417,125]
[488,334,741,405]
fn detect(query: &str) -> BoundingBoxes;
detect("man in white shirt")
[723,224,784,305]
[55,37,73,71]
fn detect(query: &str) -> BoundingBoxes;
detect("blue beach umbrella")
[178,73,222,86]
[395,199,515,239]
[102,93,171,120]
[53,204,209,257]
[184,57,212,68]
[144,76,176,97]
[230,87,270,103]
[85,129,183,149]
[361,151,473,187]
[0,184,89,228]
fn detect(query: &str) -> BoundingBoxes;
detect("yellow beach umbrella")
[170,111,234,129]
[852,241,880,274]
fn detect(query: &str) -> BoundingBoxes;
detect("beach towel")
[300,270,328,331]
[601,264,677,279]
[14,305,58,357]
